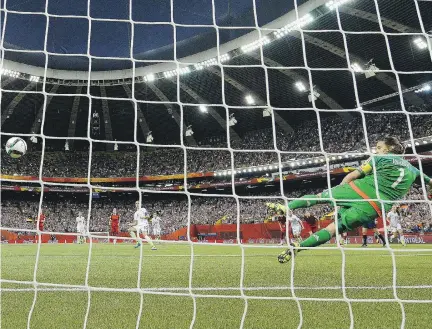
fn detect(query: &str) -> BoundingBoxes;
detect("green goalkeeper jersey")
[357,154,431,201]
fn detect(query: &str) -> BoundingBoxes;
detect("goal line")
[2,284,432,293]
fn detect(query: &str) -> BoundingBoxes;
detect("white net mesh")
[1,0,432,328]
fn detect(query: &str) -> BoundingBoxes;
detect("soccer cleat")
[151,246,157,251]
[134,242,141,248]
[361,244,368,247]
[278,242,300,264]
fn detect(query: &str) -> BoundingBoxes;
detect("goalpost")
[1,0,432,328]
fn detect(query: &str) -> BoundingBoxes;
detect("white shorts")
[390,224,402,232]
[77,225,86,235]
[135,225,149,235]
[292,225,301,236]
[153,227,161,236]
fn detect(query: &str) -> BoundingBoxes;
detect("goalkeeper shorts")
[321,183,391,232]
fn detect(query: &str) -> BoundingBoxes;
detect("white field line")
[2,253,431,258]
[1,283,431,292]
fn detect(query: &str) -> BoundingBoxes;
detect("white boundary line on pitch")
[1,285,431,293]
[2,253,432,258]
[3,244,432,253]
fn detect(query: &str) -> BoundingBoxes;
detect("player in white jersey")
[290,214,304,242]
[387,205,406,246]
[151,211,162,240]
[128,201,156,250]
[76,212,86,244]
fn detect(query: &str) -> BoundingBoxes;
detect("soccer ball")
[5,137,27,158]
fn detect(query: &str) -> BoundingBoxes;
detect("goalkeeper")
[276,136,432,264]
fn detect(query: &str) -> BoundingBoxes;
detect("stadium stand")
[2,108,432,177]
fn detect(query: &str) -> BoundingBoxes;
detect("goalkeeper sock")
[400,235,406,246]
[378,234,386,244]
[144,235,155,247]
[299,229,332,248]
[362,235,367,245]
[288,195,322,210]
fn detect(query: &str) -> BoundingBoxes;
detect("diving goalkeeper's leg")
[286,183,369,211]
[278,224,335,263]
[287,194,327,209]
[278,206,371,264]
[278,192,334,263]
[278,183,381,263]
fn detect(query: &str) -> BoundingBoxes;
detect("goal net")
[1,0,432,328]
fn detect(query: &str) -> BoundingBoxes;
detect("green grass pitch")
[1,243,431,329]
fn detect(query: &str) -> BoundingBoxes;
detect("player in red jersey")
[302,212,318,236]
[38,213,45,232]
[277,215,287,245]
[110,208,120,242]
[265,203,288,245]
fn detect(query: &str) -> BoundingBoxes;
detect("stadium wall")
[163,223,432,243]
[2,223,430,244]
[2,232,432,245]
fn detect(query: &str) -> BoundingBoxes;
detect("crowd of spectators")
[277,112,432,156]
[2,186,431,236]
[2,110,432,178]
[2,105,432,237]
[401,186,432,232]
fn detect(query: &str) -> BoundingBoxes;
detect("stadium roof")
[1,0,431,149]
[2,0,299,72]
